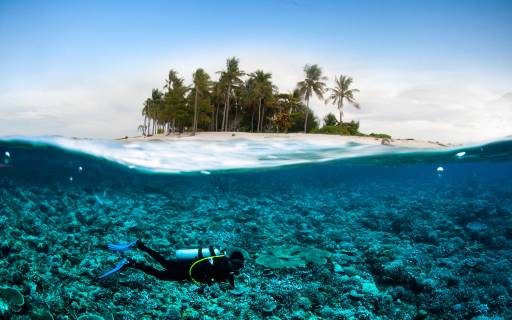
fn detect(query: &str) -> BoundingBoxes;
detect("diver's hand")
[197,284,207,295]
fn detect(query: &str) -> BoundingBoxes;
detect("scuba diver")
[98,240,245,290]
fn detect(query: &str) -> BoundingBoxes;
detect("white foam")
[1,136,419,173]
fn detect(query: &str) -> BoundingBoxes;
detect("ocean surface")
[1,136,511,320]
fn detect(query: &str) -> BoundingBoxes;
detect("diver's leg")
[130,262,180,281]
[136,241,173,269]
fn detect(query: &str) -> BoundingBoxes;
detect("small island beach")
[119,132,453,149]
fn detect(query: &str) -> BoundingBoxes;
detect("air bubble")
[455,152,466,158]
[4,151,10,164]
[69,176,73,182]
[437,166,444,172]
[78,166,83,173]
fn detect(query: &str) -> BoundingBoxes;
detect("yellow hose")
[188,255,226,284]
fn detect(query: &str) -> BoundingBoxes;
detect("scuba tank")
[176,247,221,261]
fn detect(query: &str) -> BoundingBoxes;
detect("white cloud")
[0,47,510,143]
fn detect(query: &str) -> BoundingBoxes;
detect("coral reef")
[255,246,331,269]
[0,142,512,319]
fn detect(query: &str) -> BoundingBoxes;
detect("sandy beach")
[118,132,453,149]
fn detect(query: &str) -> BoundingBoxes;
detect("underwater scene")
[1,137,512,320]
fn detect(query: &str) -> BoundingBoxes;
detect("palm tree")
[296,64,327,133]
[210,81,224,131]
[146,89,163,135]
[218,57,244,131]
[164,69,179,91]
[249,70,275,132]
[243,78,257,132]
[141,98,150,136]
[163,70,190,133]
[326,75,360,123]
[191,69,210,135]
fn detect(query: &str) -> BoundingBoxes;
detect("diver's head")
[229,250,245,274]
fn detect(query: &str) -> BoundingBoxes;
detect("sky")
[0,0,511,143]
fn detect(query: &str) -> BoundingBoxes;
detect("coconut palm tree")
[162,70,190,133]
[326,75,360,123]
[218,57,244,131]
[296,64,327,133]
[149,89,163,135]
[210,81,224,131]
[249,70,275,132]
[164,70,179,91]
[141,98,150,136]
[243,78,258,132]
[191,68,210,135]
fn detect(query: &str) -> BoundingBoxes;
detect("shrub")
[313,121,361,136]
[323,113,338,126]
[289,111,319,133]
[273,112,293,132]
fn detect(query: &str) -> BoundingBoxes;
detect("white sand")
[119,132,453,149]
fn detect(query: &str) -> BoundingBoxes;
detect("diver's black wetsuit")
[130,242,237,287]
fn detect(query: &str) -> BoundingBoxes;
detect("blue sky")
[1,0,511,141]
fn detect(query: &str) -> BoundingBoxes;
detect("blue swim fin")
[107,240,138,252]
[98,258,129,279]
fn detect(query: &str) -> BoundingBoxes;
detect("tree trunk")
[143,115,147,136]
[192,88,198,135]
[257,98,262,133]
[251,107,255,132]
[215,104,219,132]
[303,98,309,133]
[234,100,238,131]
[221,98,227,131]
[339,100,344,124]
[260,105,266,133]
[224,83,231,131]
[210,104,215,131]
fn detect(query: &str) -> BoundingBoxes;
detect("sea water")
[0,136,511,319]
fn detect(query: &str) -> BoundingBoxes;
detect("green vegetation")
[139,56,389,137]
[323,113,339,126]
[325,75,360,123]
[313,114,392,139]
[296,64,327,133]
[313,120,361,136]
[368,133,392,139]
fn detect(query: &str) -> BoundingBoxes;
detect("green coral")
[30,308,55,320]
[255,246,331,269]
[77,314,104,320]
[0,287,24,313]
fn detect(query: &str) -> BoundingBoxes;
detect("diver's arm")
[228,273,235,289]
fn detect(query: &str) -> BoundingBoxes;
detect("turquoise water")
[1,137,512,319]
